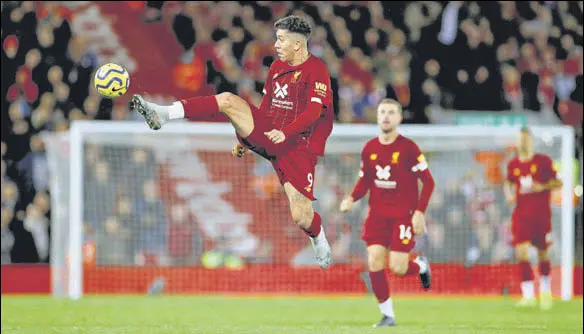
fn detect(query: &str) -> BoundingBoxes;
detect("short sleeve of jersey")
[307,62,331,106]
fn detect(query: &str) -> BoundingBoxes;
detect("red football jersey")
[259,55,333,156]
[351,135,435,218]
[507,153,558,217]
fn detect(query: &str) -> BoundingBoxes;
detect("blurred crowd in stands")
[157,1,583,124]
[1,1,582,265]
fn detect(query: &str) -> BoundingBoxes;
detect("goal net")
[43,121,576,300]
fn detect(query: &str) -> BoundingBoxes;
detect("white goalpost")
[43,120,575,300]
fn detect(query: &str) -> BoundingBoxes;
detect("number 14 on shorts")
[399,224,412,244]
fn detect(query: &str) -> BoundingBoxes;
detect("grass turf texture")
[2,295,582,333]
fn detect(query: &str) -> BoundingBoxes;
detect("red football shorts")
[511,211,552,250]
[237,106,318,201]
[362,214,416,252]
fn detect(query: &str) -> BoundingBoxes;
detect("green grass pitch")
[2,295,582,333]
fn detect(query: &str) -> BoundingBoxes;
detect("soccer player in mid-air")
[504,127,562,310]
[339,99,435,327]
[130,16,333,269]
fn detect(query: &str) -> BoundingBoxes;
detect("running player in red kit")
[339,99,435,327]
[504,127,562,310]
[130,16,334,269]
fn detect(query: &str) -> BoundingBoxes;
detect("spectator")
[23,204,49,261]
[97,216,132,265]
[1,207,15,264]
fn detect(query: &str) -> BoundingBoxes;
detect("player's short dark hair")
[274,15,312,39]
[379,98,402,114]
[520,126,532,136]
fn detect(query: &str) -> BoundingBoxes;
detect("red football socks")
[539,260,551,276]
[302,212,322,238]
[519,261,535,281]
[404,260,421,276]
[179,95,219,120]
[369,270,390,303]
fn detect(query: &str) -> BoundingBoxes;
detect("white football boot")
[130,94,169,130]
[310,228,332,269]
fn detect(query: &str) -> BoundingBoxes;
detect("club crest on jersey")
[530,164,537,174]
[370,153,378,161]
[292,71,302,83]
[392,152,400,164]
[513,168,520,176]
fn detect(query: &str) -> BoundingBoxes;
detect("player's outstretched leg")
[368,245,396,327]
[130,94,168,130]
[130,93,254,137]
[515,243,536,307]
[538,249,552,310]
[284,183,331,269]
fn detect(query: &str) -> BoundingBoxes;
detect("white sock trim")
[310,226,324,240]
[378,298,395,317]
[414,257,428,274]
[540,276,551,294]
[521,281,535,299]
[168,101,185,120]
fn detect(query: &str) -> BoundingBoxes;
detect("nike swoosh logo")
[112,86,124,92]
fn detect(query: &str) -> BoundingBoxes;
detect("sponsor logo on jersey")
[274,82,288,99]
[315,82,327,98]
[376,165,391,180]
[374,165,397,188]
[315,82,327,91]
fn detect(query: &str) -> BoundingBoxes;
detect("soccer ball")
[94,63,130,98]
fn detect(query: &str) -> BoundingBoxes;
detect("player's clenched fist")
[232,143,248,158]
[412,210,426,236]
[506,194,516,205]
[339,196,354,213]
[264,129,286,144]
